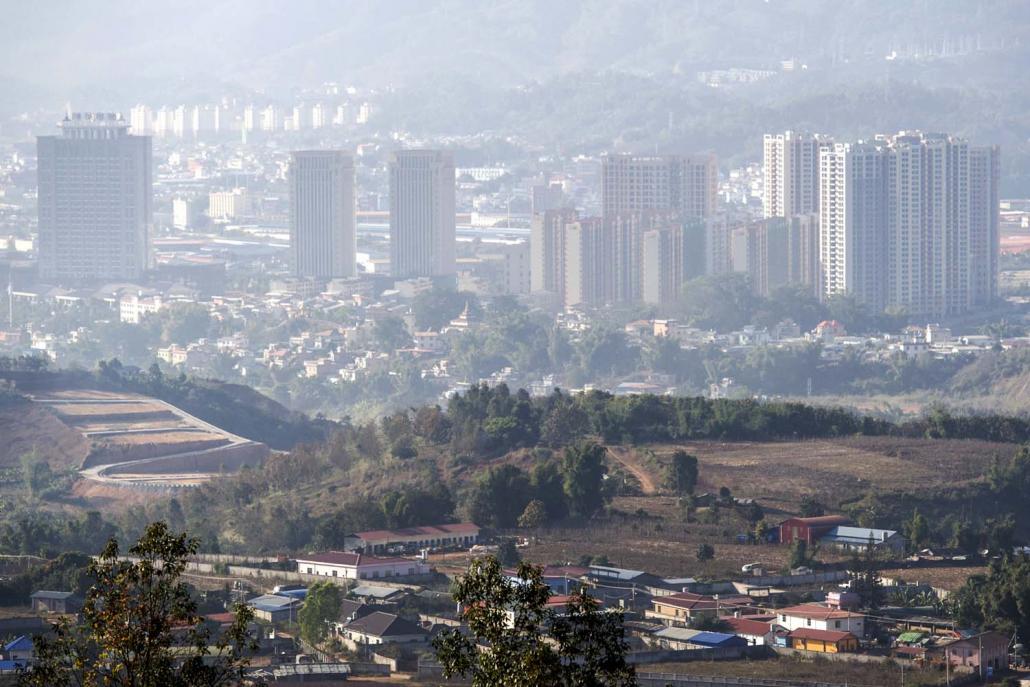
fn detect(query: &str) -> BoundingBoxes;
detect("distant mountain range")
[3,0,1027,105]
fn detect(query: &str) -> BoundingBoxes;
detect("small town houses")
[295,551,429,580]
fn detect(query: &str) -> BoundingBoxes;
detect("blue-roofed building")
[3,636,34,662]
[246,594,302,623]
[819,526,907,554]
[648,626,748,651]
[0,660,27,673]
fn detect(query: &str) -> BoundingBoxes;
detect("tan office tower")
[389,150,456,278]
[37,112,152,284]
[641,224,690,306]
[786,213,821,298]
[818,142,889,311]
[530,208,577,299]
[289,150,356,279]
[763,132,831,218]
[969,145,1000,306]
[563,218,610,309]
[610,211,682,303]
[704,214,736,276]
[601,153,718,221]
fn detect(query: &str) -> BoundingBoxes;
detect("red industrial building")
[778,515,851,546]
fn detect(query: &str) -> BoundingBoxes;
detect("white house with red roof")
[724,614,780,646]
[295,551,428,580]
[345,523,480,553]
[775,604,865,638]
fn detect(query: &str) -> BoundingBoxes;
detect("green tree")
[21,522,256,687]
[298,581,343,645]
[517,499,548,529]
[849,538,885,610]
[432,558,635,687]
[905,509,930,551]
[798,496,826,518]
[20,450,53,497]
[373,316,411,351]
[666,451,698,495]
[696,543,715,562]
[496,538,522,567]
[561,443,608,518]
[788,540,816,570]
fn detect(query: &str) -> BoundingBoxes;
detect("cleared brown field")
[516,496,804,579]
[75,419,189,432]
[0,400,90,470]
[101,430,226,446]
[51,402,169,418]
[645,656,946,686]
[880,566,988,592]
[645,436,1010,511]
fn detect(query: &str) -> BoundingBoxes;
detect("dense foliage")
[433,557,635,687]
[21,523,256,687]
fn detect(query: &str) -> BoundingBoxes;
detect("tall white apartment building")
[819,132,999,318]
[818,142,889,312]
[208,188,250,220]
[389,150,456,279]
[289,151,356,279]
[36,113,152,283]
[763,131,831,218]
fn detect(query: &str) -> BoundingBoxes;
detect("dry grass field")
[644,656,948,686]
[641,436,1009,511]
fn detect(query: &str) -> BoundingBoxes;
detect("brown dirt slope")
[0,398,89,471]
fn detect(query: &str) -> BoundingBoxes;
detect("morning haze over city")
[1,2,1030,685]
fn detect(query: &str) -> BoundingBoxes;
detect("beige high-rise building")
[389,150,456,279]
[763,131,832,219]
[37,112,152,284]
[641,224,690,306]
[530,208,577,300]
[704,214,736,276]
[601,153,718,222]
[563,218,610,309]
[969,145,1000,306]
[289,150,356,279]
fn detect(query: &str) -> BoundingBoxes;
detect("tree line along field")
[640,436,1011,512]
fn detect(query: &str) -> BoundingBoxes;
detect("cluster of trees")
[22,523,256,687]
[433,558,634,687]
[678,275,907,335]
[466,443,612,529]
[950,555,1030,642]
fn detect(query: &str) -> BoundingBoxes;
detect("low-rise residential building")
[247,594,302,623]
[776,604,865,638]
[345,523,480,553]
[943,631,1009,673]
[778,515,851,546]
[724,615,777,646]
[818,526,906,554]
[337,611,428,646]
[789,628,859,653]
[647,627,748,651]
[295,552,428,580]
[30,590,80,614]
[646,592,752,626]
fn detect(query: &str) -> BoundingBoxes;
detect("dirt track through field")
[605,446,659,495]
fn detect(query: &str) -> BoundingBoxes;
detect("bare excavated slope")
[0,398,90,471]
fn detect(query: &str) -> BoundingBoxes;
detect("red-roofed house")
[789,628,859,653]
[724,615,778,646]
[346,523,480,553]
[778,515,851,546]
[295,551,428,580]
[647,592,754,626]
[776,604,865,638]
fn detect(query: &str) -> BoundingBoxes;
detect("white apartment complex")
[36,112,152,283]
[289,150,356,279]
[389,150,456,279]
